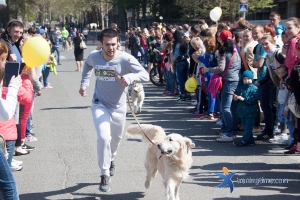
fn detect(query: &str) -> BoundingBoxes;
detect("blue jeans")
[220,81,238,135]
[5,140,15,167]
[51,46,61,64]
[241,117,255,143]
[260,81,276,135]
[205,73,216,114]
[165,70,176,93]
[0,148,18,200]
[175,60,189,98]
[143,48,149,65]
[43,67,50,87]
[26,112,31,137]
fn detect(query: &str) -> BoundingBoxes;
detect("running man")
[79,28,149,192]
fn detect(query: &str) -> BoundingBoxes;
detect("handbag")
[79,39,87,49]
[288,93,300,118]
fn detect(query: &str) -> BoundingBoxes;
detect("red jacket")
[0,74,33,141]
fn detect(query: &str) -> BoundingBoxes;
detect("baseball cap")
[38,28,45,35]
[219,30,232,41]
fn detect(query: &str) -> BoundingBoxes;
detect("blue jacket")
[235,83,259,117]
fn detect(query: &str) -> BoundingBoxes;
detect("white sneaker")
[25,134,38,142]
[216,120,223,126]
[269,133,289,143]
[10,162,23,172]
[12,159,23,166]
[216,135,234,142]
[191,101,198,106]
[282,137,294,146]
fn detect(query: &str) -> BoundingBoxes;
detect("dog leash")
[108,71,156,145]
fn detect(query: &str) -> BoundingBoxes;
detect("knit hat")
[243,70,253,81]
[219,30,232,41]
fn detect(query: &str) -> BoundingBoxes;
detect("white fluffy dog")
[131,82,145,113]
[126,124,195,200]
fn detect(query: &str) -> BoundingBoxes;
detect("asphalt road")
[14,39,300,200]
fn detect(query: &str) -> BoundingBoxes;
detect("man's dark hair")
[191,25,201,35]
[28,27,37,35]
[7,20,24,29]
[99,29,118,42]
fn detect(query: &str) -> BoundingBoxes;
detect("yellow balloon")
[22,37,50,68]
[185,77,197,92]
[214,7,222,16]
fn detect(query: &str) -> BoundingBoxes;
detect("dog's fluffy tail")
[126,124,165,142]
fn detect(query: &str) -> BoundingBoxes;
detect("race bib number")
[94,65,116,81]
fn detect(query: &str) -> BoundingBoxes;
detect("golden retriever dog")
[126,124,195,200]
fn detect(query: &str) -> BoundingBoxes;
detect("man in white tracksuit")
[79,29,149,192]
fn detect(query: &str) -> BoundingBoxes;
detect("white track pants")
[91,103,126,176]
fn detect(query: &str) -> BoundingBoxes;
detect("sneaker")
[192,112,204,116]
[253,127,261,133]
[12,159,23,166]
[216,135,234,142]
[186,96,192,101]
[22,143,36,151]
[285,144,296,151]
[284,149,300,155]
[14,147,30,156]
[174,91,180,95]
[163,91,170,95]
[191,101,198,106]
[177,97,186,102]
[25,134,38,142]
[200,114,215,120]
[166,92,175,96]
[99,175,111,192]
[233,140,255,147]
[282,138,294,147]
[269,133,289,143]
[10,162,23,172]
[256,133,274,140]
[44,85,53,89]
[109,161,116,177]
[216,120,223,126]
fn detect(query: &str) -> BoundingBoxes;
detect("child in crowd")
[233,70,260,147]
[153,36,164,84]
[190,37,206,116]
[161,41,176,95]
[269,65,295,145]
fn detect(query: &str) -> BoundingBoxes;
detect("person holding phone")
[0,41,22,200]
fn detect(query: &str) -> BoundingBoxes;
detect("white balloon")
[210,9,221,22]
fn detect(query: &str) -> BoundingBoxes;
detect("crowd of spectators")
[126,12,300,153]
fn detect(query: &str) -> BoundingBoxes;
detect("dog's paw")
[145,179,151,189]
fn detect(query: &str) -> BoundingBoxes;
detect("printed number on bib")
[95,65,116,81]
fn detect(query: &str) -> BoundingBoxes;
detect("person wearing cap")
[38,28,46,39]
[202,30,241,142]
[233,70,259,147]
